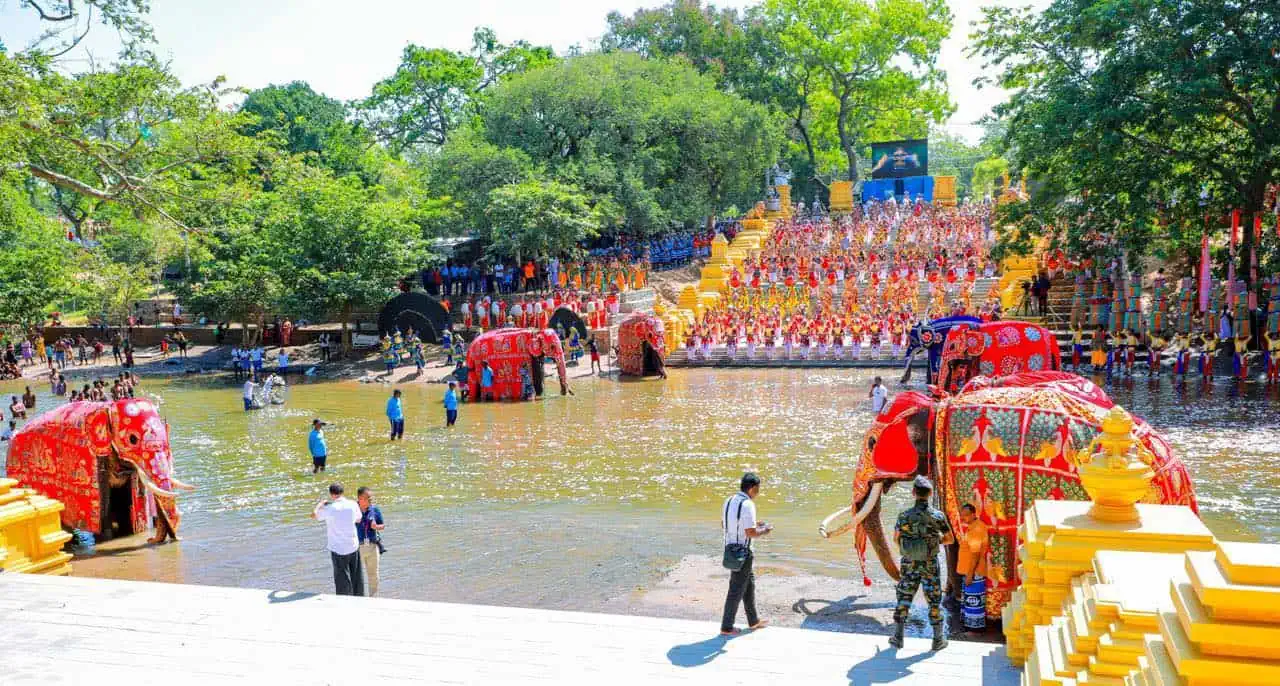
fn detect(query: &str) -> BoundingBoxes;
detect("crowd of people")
[685,198,1000,360]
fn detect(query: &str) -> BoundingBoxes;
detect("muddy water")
[2,369,1277,612]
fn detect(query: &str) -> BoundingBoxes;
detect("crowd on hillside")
[686,198,1001,360]
[418,228,722,299]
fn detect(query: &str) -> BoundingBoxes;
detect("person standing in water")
[444,381,459,427]
[386,389,404,441]
[309,419,329,474]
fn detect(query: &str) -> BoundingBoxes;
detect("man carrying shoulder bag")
[720,472,772,636]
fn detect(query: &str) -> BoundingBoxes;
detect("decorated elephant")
[937,320,1061,393]
[465,328,569,401]
[6,399,194,543]
[617,312,667,377]
[900,315,982,384]
[818,371,1197,618]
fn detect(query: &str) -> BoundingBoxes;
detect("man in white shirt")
[242,377,257,411]
[870,376,889,414]
[311,483,364,596]
[721,472,772,635]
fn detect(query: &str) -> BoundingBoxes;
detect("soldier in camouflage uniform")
[890,475,955,651]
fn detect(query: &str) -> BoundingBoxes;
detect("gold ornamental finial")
[1075,406,1156,523]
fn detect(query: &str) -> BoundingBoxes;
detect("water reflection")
[2,368,1277,605]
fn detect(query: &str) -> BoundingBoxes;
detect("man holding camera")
[720,472,772,636]
[311,483,364,596]
[357,487,386,597]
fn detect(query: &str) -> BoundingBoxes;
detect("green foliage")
[971,0,1280,279]
[0,181,76,329]
[970,156,1009,199]
[359,27,554,153]
[477,51,780,234]
[427,130,536,234]
[765,0,953,182]
[240,81,348,156]
[16,0,153,57]
[486,180,602,259]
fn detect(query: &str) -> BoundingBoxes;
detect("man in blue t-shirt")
[309,419,329,474]
[356,486,385,597]
[386,389,404,440]
[444,381,459,426]
[480,361,495,402]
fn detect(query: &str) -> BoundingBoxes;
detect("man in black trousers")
[311,483,364,596]
[720,472,772,635]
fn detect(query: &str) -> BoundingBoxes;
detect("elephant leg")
[149,511,177,544]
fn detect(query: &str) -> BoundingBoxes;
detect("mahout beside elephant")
[819,371,1196,618]
[900,315,982,385]
[6,398,195,543]
[937,320,1061,393]
[617,312,667,377]
[464,328,569,401]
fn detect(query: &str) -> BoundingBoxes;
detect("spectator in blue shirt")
[309,419,329,474]
[444,381,459,426]
[386,389,404,440]
[356,486,385,597]
[480,361,495,402]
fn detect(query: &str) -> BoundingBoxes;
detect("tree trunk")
[341,302,353,357]
[836,96,857,182]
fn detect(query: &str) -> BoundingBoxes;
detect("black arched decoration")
[548,307,589,340]
[377,292,451,344]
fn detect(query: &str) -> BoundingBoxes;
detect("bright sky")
[1,0,1039,144]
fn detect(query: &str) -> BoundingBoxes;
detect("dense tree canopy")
[475,51,781,236]
[972,0,1280,279]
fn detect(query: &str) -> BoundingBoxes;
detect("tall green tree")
[765,0,953,182]
[266,161,429,353]
[240,81,348,156]
[0,181,76,329]
[478,51,780,234]
[971,0,1280,281]
[6,52,258,235]
[359,27,554,153]
[485,180,602,259]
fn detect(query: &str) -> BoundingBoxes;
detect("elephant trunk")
[863,496,900,581]
[900,348,918,384]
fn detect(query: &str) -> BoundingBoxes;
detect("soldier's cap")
[913,475,934,492]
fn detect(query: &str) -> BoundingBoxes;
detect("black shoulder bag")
[722,496,749,571]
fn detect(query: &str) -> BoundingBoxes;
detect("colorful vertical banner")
[1231,209,1241,249]
[1198,233,1211,313]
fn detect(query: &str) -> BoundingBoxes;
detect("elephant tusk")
[134,469,179,498]
[850,483,884,528]
[818,505,851,539]
[169,477,197,491]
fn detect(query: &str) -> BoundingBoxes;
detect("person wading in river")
[720,472,772,636]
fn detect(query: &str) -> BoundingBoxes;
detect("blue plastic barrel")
[962,578,986,630]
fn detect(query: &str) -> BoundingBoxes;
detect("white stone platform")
[0,574,1020,685]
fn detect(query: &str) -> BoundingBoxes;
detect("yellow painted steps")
[0,478,73,576]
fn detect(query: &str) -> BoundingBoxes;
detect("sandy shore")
[602,554,998,642]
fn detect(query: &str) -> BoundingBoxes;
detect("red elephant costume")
[850,372,1197,619]
[465,328,568,401]
[6,399,186,540]
[616,312,667,376]
[938,321,1062,393]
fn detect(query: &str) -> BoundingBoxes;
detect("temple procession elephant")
[6,399,195,543]
[900,315,982,385]
[617,312,667,377]
[464,328,569,401]
[937,320,1062,393]
[819,371,1197,618]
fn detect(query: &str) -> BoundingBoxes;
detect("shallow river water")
[2,368,1278,612]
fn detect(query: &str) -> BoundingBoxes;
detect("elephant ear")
[864,392,933,479]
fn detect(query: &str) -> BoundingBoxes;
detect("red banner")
[1231,209,1241,249]
[1198,233,1211,313]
